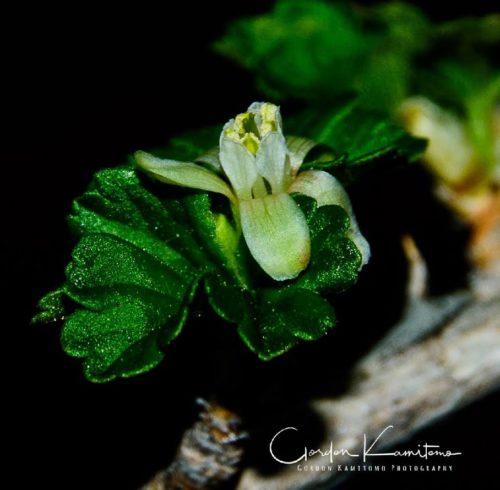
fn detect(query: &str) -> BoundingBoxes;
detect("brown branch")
[141,399,246,490]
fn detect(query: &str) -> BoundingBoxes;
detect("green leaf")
[238,287,336,361]
[61,298,189,382]
[217,0,499,125]
[370,2,431,54]
[40,167,215,382]
[465,75,500,172]
[68,167,210,266]
[204,272,251,324]
[357,50,411,112]
[289,102,427,182]
[434,14,500,63]
[215,0,433,108]
[32,289,66,324]
[295,196,361,293]
[215,0,369,101]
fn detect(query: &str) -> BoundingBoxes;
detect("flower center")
[224,103,280,156]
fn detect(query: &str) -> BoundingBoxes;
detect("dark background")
[4,2,500,489]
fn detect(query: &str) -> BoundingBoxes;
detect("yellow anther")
[259,103,279,136]
[241,133,260,156]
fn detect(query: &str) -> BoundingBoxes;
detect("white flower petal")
[251,176,269,199]
[248,101,283,134]
[286,135,318,175]
[256,130,288,193]
[247,101,265,115]
[219,132,259,200]
[239,193,310,281]
[135,151,235,202]
[195,146,222,172]
[289,170,349,207]
[290,170,371,267]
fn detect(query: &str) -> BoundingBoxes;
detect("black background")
[4,2,500,489]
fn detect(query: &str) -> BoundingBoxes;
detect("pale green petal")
[240,193,310,281]
[286,135,318,175]
[399,97,476,186]
[251,176,269,199]
[256,131,288,193]
[195,146,222,172]
[135,151,235,202]
[290,170,371,267]
[289,170,349,207]
[219,130,258,200]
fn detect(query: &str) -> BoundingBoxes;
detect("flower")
[399,97,478,187]
[135,102,370,281]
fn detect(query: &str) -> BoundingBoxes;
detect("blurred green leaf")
[369,2,431,53]
[466,75,500,172]
[215,0,370,101]
[288,102,427,182]
[215,0,434,109]
[436,14,500,51]
[217,0,499,119]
